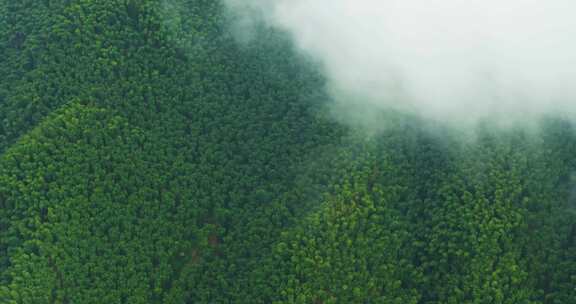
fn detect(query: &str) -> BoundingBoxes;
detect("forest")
[0,1,574,303]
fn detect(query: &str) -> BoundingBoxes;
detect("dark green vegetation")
[0,1,575,303]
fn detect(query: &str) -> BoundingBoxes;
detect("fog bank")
[227,0,576,126]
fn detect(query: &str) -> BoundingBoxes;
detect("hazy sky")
[228,0,576,125]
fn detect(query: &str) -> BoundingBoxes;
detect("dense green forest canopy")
[0,1,574,303]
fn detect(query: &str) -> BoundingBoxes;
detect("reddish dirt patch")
[208,233,219,247]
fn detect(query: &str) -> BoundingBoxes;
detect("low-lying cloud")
[227,0,576,126]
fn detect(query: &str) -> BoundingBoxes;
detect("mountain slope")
[0,1,575,303]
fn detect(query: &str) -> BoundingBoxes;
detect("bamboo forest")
[0,1,575,303]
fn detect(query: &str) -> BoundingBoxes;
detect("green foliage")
[0,1,575,303]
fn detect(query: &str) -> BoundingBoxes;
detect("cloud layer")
[228,0,576,126]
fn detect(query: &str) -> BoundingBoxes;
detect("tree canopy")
[0,1,574,303]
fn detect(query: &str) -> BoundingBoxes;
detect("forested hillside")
[0,1,575,303]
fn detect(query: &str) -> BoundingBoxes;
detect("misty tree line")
[0,0,574,303]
